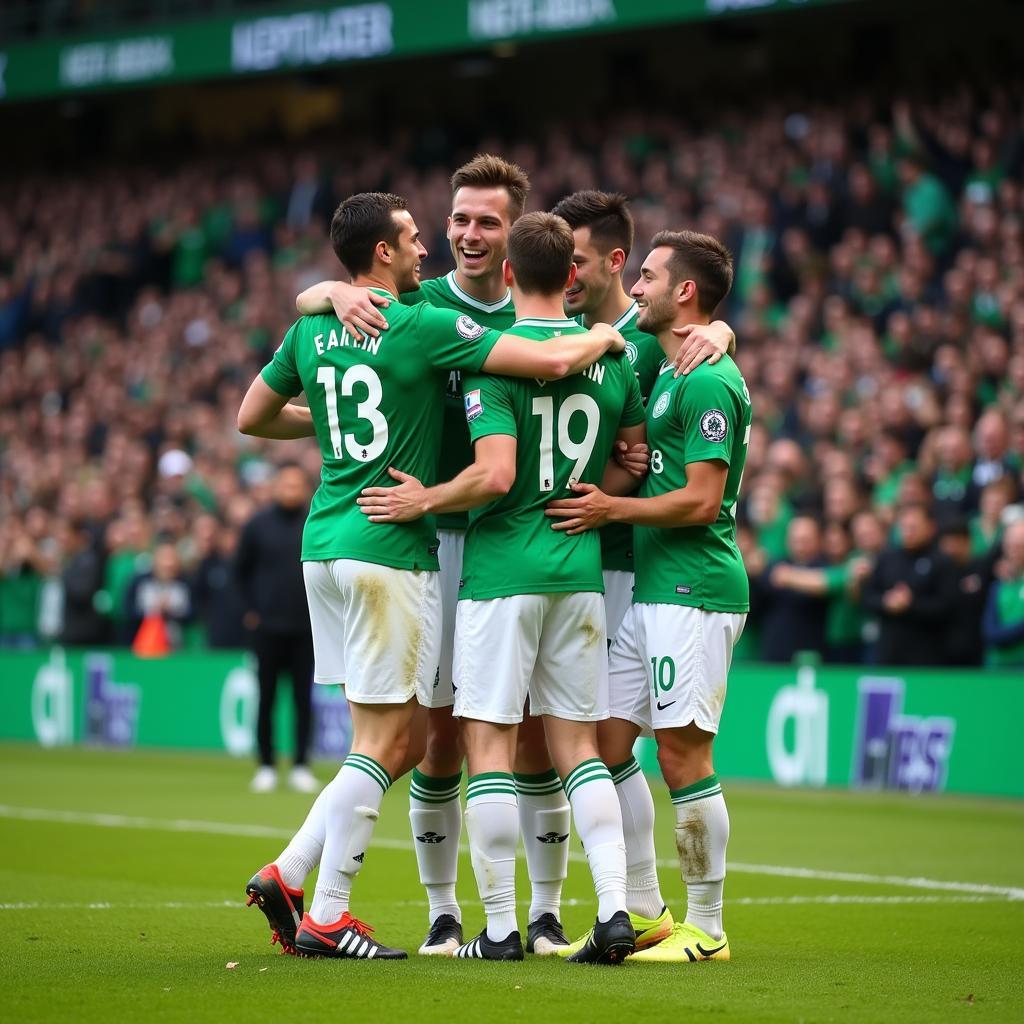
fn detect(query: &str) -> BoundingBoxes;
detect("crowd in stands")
[1,82,1023,667]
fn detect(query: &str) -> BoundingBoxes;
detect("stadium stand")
[1,80,1022,665]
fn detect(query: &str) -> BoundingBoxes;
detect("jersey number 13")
[316,365,388,461]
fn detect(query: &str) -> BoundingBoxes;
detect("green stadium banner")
[0,647,351,761]
[0,0,859,104]
[1,648,1020,798]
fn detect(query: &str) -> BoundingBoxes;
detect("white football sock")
[465,773,519,942]
[308,753,391,924]
[514,769,570,923]
[671,773,729,941]
[409,768,463,924]
[610,756,665,920]
[274,768,340,889]
[563,759,627,923]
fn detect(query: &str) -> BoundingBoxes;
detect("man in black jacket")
[236,463,317,793]
[937,517,995,666]
[758,515,829,663]
[862,503,958,666]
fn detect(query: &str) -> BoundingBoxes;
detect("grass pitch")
[1,744,1021,1023]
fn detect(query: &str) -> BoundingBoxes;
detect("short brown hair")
[507,212,574,295]
[650,230,734,315]
[550,190,634,257]
[450,154,530,221]
[331,192,406,276]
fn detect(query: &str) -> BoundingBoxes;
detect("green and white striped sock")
[564,759,627,923]
[409,769,463,924]
[465,773,519,941]
[515,768,569,923]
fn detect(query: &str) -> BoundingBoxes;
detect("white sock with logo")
[308,754,391,924]
[671,773,728,941]
[466,773,519,942]
[408,769,463,924]
[514,768,570,923]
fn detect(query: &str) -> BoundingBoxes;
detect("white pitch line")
[2,804,1022,902]
[723,861,1024,901]
[0,895,1005,913]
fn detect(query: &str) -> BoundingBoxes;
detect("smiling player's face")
[563,226,614,317]
[448,187,514,281]
[390,211,428,293]
[631,246,679,333]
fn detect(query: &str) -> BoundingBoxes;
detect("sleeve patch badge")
[456,314,486,340]
[699,409,728,442]
[465,389,484,422]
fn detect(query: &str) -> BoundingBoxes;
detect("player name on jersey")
[312,327,382,356]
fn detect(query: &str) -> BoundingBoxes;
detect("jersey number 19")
[532,393,600,492]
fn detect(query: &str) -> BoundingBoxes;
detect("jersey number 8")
[316,365,389,461]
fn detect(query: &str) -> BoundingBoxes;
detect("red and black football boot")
[245,863,304,955]
[295,912,408,960]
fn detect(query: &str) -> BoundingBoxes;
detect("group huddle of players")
[238,155,752,965]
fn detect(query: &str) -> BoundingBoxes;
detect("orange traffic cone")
[132,613,171,658]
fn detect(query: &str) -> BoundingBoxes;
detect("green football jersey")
[459,317,645,601]
[590,301,664,573]
[260,291,500,569]
[402,271,517,530]
[632,354,752,612]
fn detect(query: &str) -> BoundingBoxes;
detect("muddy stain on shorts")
[579,618,602,649]
[355,574,389,661]
[404,618,423,689]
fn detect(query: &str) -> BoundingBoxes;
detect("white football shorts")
[420,528,464,709]
[453,591,608,724]
[303,558,441,706]
[602,569,635,639]
[608,602,746,734]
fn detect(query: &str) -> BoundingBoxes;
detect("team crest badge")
[700,409,728,442]
[625,341,638,364]
[456,314,486,340]
[652,392,670,418]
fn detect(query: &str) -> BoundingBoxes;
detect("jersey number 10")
[316,365,388,461]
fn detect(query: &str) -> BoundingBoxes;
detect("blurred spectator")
[235,464,316,794]
[971,478,1016,557]
[930,425,978,522]
[758,516,829,663]
[0,82,1021,667]
[937,518,996,666]
[983,520,1024,667]
[0,515,52,648]
[972,410,1019,490]
[60,520,109,646]
[125,541,194,651]
[192,519,247,649]
[862,503,958,666]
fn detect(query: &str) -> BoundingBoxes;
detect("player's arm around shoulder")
[295,279,391,338]
[483,323,626,381]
